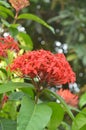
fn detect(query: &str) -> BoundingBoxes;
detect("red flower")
[0,36,19,57]
[9,0,30,12]
[0,44,6,57]
[56,88,78,107]
[1,94,9,108]
[10,49,76,86]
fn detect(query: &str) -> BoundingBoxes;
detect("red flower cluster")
[10,50,76,86]
[0,36,19,57]
[56,88,78,107]
[9,0,30,12]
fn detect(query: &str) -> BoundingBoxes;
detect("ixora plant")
[0,0,86,130]
[0,48,77,130]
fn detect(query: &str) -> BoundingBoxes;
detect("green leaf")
[0,0,11,8]
[9,27,18,37]
[9,91,25,100]
[17,96,52,130]
[18,13,55,33]
[0,81,34,94]
[72,108,86,130]
[1,19,10,27]
[43,89,74,120]
[0,68,7,83]
[10,24,19,28]
[47,102,64,130]
[79,125,86,130]
[0,11,8,19]
[79,92,86,108]
[0,70,7,82]
[17,32,33,50]
[1,101,17,120]
[0,5,14,18]
[0,118,16,130]
[9,89,34,100]
[0,68,7,76]
[21,87,35,99]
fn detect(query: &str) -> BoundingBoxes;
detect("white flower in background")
[3,32,10,37]
[17,25,26,32]
[69,82,80,93]
[55,41,61,47]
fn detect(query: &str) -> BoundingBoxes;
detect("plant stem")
[35,92,40,104]
[31,78,40,104]
[13,11,19,24]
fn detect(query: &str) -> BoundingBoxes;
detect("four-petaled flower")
[9,49,76,87]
